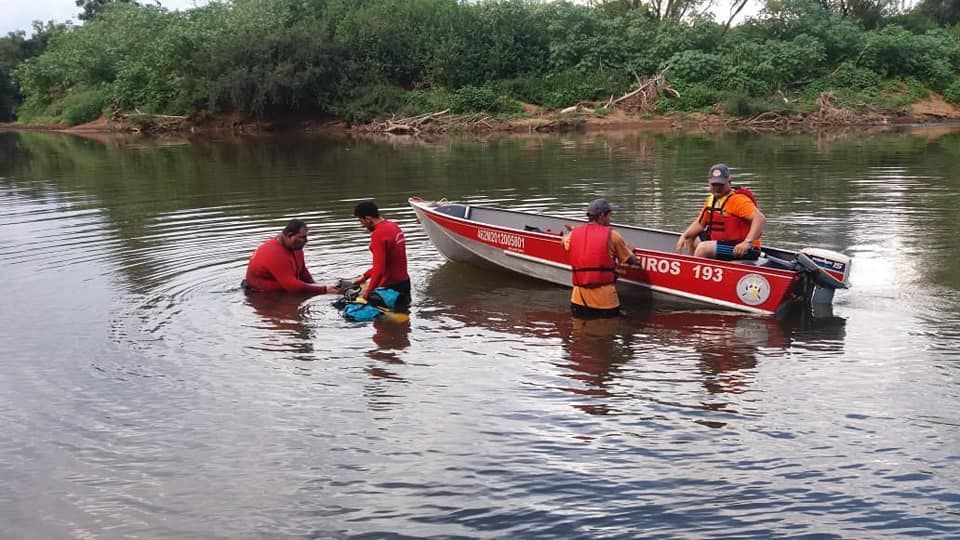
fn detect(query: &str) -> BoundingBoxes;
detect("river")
[2,128,959,537]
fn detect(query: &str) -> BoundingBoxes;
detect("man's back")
[369,219,409,285]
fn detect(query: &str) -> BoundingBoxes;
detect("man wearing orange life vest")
[562,198,637,319]
[675,163,766,260]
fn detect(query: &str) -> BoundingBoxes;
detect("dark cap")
[708,163,731,184]
[586,198,615,217]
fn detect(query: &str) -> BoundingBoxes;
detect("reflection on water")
[421,263,849,420]
[2,129,960,537]
[244,292,318,355]
[370,317,412,358]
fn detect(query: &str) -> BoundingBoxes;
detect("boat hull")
[410,198,840,316]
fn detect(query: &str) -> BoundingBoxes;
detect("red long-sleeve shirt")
[244,238,325,293]
[362,219,409,297]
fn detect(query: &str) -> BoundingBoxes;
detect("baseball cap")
[708,163,731,184]
[586,198,615,217]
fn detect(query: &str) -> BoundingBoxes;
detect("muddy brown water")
[2,129,959,537]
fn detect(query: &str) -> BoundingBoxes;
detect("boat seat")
[736,258,766,267]
[737,256,796,271]
[524,224,563,236]
[436,205,469,219]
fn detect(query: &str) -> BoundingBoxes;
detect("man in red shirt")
[243,219,338,294]
[350,201,411,311]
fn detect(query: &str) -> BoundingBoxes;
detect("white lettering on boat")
[692,265,724,282]
[637,255,681,276]
[476,228,525,250]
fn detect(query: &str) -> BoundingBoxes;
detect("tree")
[76,0,139,21]
[815,0,902,28]
[0,32,27,121]
[599,0,708,21]
[722,0,753,35]
[0,22,66,121]
[918,0,960,26]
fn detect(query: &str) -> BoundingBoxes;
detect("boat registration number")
[476,228,525,250]
[692,265,724,282]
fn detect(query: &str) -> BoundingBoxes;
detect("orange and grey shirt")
[563,228,634,309]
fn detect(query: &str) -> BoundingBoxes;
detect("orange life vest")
[569,223,616,287]
[700,188,756,243]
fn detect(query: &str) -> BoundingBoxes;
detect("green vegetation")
[1,0,959,126]
[0,22,65,121]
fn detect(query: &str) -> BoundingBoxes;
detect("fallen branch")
[112,106,189,134]
[354,108,514,135]
[607,70,679,112]
[728,92,889,132]
[560,102,595,115]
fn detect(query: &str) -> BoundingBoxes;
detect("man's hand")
[733,240,752,257]
[675,235,691,254]
[351,275,367,287]
[616,254,639,276]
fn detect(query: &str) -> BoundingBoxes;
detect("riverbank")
[4,93,960,137]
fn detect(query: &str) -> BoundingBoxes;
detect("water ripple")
[2,132,960,537]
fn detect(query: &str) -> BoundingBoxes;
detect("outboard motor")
[796,248,852,305]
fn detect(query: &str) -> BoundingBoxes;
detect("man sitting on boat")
[348,201,412,312]
[563,198,637,319]
[675,163,766,260]
[242,219,339,294]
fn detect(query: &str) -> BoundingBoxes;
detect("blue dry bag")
[339,287,401,322]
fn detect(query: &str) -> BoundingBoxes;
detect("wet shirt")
[244,238,321,293]
[562,229,634,309]
[362,219,409,297]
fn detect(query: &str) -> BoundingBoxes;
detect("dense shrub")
[945,79,960,104]
[6,0,960,124]
[450,86,498,113]
[0,25,66,121]
[662,51,722,90]
[542,3,628,73]
[492,70,626,109]
[723,93,811,117]
[402,87,457,115]
[332,85,408,124]
[827,62,883,91]
[743,0,865,64]
[62,88,108,125]
[656,84,723,112]
[859,26,960,91]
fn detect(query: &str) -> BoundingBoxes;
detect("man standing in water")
[350,201,411,311]
[243,219,338,294]
[563,198,637,318]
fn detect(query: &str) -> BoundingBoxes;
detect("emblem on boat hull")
[736,273,771,306]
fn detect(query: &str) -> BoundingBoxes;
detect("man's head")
[353,201,381,231]
[279,218,308,251]
[707,163,732,195]
[586,198,614,224]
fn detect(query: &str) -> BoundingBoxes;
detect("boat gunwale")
[410,197,801,281]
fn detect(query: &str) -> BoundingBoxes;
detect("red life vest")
[700,187,757,242]
[569,223,616,287]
